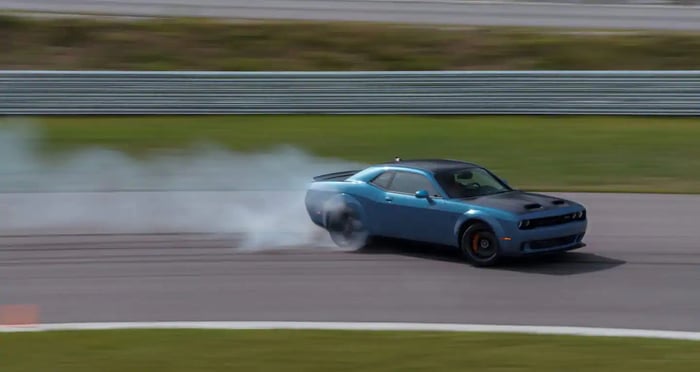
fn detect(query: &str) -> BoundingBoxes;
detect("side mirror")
[415,189,430,199]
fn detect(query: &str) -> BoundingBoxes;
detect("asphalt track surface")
[4,0,700,30]
[2,191,700,332]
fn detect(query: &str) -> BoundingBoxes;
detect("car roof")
[375,158,482,174]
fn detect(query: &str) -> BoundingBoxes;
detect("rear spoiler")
[312,170,361,182]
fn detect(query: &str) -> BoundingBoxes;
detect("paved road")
[2,192,700,331]
[3,0,700,30]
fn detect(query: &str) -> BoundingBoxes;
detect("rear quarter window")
[370,171,394,189]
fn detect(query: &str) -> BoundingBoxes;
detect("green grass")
[19,115,700,193]
[2,329,699,371]
[4,15,700,70]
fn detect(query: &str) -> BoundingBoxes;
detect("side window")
[370,171,394,189]
[387,172,439,196]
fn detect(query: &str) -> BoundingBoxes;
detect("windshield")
[435,167,511,198]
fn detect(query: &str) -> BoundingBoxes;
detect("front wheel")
[460,222,501,267]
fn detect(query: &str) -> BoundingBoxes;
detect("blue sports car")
[304,158,587,267]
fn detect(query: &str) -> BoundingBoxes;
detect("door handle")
[385,196,393,202]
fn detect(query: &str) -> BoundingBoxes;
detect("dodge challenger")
[305,158,587,266]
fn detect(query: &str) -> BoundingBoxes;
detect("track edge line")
[2,321,699,340]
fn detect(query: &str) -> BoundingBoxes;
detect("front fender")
[452,211,510,245]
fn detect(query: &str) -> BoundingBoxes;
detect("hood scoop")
[551,199,566,205]
[524,203,542,210]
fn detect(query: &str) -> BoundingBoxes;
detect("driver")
[437,169,480,198]
[455,171,477,186]
[454,170,479,197]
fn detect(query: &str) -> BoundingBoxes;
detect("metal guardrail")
[2,70,700,115]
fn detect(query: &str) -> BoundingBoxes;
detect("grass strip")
[3,329,699,371]
[3,15,700,70]
[14,115,700,194]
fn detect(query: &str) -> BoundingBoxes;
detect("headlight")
[519,220,531,228]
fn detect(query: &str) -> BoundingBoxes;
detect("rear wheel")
[460,222,501,267]
[327,208,370,250]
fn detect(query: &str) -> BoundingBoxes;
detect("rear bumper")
[499,220,587,256]
[304,190,330,228]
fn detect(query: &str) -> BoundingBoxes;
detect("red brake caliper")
[472,233,480,253]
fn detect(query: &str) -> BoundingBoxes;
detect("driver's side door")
[378,171,452,243]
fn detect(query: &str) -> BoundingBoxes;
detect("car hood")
[454,191,575,215]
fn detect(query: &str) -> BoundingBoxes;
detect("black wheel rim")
[330,211,365,247]
[341,214,358,239]
[471,232,496,259]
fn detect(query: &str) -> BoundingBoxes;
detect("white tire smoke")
[0,120,364,250]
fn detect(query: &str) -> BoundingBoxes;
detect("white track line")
[2,321,700,341]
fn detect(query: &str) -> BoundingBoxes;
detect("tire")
[460,222,501,267]
[326,207,370,250]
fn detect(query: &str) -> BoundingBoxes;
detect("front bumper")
[499,220,587,256]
